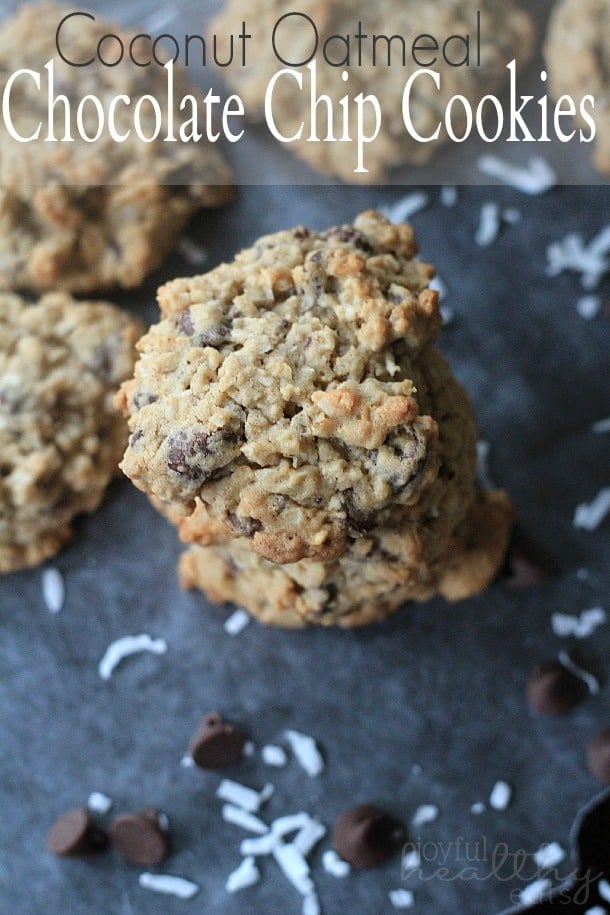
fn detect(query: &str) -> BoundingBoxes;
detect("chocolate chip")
[332,804,406,868]
[108,809,169,865]
[178,310,195,336]
[132,391,158,410]
[197,324,230,347]
[587,730,610,783]
[89,341,115,380]
[129,429,144,447]
[166,429,236,481]
[526,660,588,715]
[188,712,246,769]
[227,512,262,537]
[500,527,558,587]
[46,807,108,857]
[322,227,375,253]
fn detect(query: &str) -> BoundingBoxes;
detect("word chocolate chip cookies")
[118,211,513,626]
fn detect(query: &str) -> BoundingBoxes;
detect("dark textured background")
[0,184,609,915]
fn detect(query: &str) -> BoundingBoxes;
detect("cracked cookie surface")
[0,292,142,572]
[0,3,232,292]
[118,211,453,563]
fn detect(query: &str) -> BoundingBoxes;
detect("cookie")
[0,293,142,573]
[0,4,232,292]
[544,0,610,174]
[178,488,512,627]
[210,0,534,181]
[118,211,464,563]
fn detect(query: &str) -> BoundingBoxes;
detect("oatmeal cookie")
[177,487,513,628]
[0,293,142,572]
[544,0,610,174]
[118,211,458,563]
[210,0,534,181]
[0,4,232,292]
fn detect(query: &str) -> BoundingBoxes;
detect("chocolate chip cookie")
[0,293,142,572]
[0,4,232,292]
[118,209,513,626]
[210,0,534,181]
[544,0,610,174]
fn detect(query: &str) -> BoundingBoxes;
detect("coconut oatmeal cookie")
[544,0,610,174]
[210,0,534,181]
[0,3,232,292]
[0,293,142,573]
[118,209,513,622]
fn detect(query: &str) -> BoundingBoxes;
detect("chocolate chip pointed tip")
[188,711,246,769]
[332,803,406,868]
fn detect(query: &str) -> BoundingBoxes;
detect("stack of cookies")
[117,211,513,627]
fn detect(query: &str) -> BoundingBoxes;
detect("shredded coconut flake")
[401,849,422,875]
[440,185,458,207]
[225,856,261,893]
[271,812,312,838]
[476,440,495,489]
[138,873,199,899]
[240,833,278,856]
[243,740,256,757]
[302,892,321,915]
[380,192,429,223]
[180,754,195,768]
[98,634,167,681]
[547,227,610,289]
[574,488,610,531]
[503,207,522,225]
[176,237,208,267]
[272,843,313,895]
[439,305,454,326]
[475,202,501,248]
[262,744,288,767]
[470,802,485,815]
[489,781,512,811]
[412,804,439,827]
[42,568,64,614]
[577,295,602,319]
[551,607,606,638]
[322,849,351,878]
[293,819,326,857]
[224,608,250,636]
[533,842,565,869]
[592,418,610,434]
[221,804,269,835]
[284,730,324,777]
[477,155,557,194]
[389,888,415,909]
[599,880,610,902]
[87,792,113,815]
[584,907,607,915]
[519,878,551,905]
[217,779,273,813]
[558,651,600,695]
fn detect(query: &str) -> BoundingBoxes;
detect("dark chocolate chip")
[89,341,116,380]
[587,730,610,783]
[132,391,158,410]
[166,429,236,481]
[500,527,558,588]
[46,807,108,857]
[129,429,144,447]
[188,712,246,769]
[197,324,230,347]
[526,660,588,715]
[227,512,262,537]
[109,809,169,865]
[178,310,195,336]
[322,227,375,253]
[332,804,406,868]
